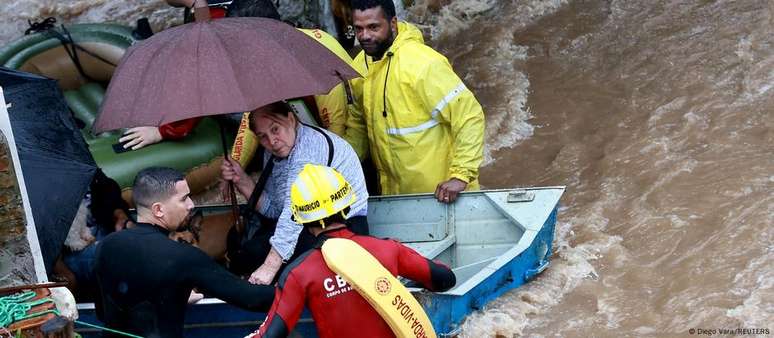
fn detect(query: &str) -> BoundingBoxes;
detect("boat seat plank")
[403,234,455,259]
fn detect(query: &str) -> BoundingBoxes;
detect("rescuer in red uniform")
[247,164,456,337]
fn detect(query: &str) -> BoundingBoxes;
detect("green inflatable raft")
[0,23,225,193]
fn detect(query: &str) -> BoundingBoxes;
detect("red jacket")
[248,228,455,338]
[158,117,202,140]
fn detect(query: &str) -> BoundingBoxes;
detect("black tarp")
[1,67,97,274]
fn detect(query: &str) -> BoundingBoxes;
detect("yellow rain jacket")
[345,22,485,195]
[299,28,357,137]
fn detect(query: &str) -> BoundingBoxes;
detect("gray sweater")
[260,124,368,260]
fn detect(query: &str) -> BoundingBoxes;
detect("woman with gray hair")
[221,101,369,285]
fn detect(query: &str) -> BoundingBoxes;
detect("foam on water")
[409,0,567,41]
[0,0,181,47]
[458,182,629,336]
[434,33,535,167]
[458,228,625,336]
[727,251,774,328]
[473,40,533,167]
[408,0,569,168]
[470,0,773,335]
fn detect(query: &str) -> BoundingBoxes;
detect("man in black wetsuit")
[94,167,274,338]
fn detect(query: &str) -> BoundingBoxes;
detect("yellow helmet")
[290,164,357,227]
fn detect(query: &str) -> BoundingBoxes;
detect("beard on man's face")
[178,209,195,228]
[361,27,395,59]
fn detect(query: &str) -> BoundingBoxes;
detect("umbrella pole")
[220,123,244,234]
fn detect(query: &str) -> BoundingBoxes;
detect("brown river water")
[1,0,772,337]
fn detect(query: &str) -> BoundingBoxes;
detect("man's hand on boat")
[435,178,467,204]
[118,126,163,150]
[220,156,256,199]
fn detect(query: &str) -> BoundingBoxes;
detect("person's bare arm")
[248,247,284,285]
[119,127,162,150]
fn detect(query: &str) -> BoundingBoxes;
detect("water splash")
[473,40,533,166]
[727,251,774,328]
[0,0,180,46]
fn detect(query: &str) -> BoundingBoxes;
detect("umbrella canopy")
[0,67,98,273]
[93,17,361,132]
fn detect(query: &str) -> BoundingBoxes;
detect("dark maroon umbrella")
[92,16,359,132]
[93,14,359,234]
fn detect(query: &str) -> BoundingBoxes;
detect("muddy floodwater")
[1,0,772,336]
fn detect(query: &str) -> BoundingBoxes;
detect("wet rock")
[0,133,36,287]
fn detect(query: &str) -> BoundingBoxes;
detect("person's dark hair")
[351,0,396,20]
[132,167,185,209]
[250,101,294,128]
[305,207,350,229]
[226,0,281,20]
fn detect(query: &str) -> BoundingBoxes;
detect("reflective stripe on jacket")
[345,22,485,194]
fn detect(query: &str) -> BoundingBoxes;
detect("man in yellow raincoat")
[345,0,485,203]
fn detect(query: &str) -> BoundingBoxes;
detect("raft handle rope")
[24,17,57,35]
[0,291,141,338]
[24,17,119,82]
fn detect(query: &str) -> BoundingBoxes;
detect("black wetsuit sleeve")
[427,258,456,292]
[249,272,305,338]
[184,249,275,311]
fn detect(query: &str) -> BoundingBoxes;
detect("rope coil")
[0,291,141,337]
[0,291,56,328]
[23,17,119,83]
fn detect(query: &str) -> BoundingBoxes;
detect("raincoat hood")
[359,21,426,65]
[345,22,486,195]
[385,21,424,56]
